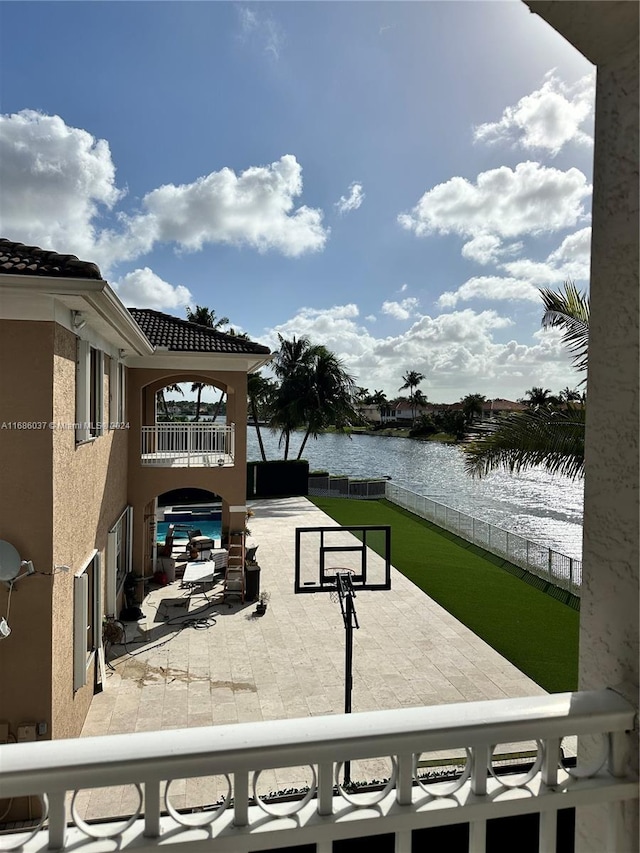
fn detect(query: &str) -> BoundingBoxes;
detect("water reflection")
[247,427,583,559]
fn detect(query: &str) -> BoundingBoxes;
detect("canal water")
[247,427,584,560]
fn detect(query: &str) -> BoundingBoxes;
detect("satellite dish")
[0,540,22,582]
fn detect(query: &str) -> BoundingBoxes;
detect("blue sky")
[0,1,594,402]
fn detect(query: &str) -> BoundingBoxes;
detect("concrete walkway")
[78,496,545,819]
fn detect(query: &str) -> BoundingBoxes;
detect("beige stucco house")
[0,240,270,741]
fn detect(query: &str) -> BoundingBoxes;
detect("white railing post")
[396,753,413,806]
[143,780,161,838]
[233,771,249,827]
[47,791,67,850]
[317,762,334,815]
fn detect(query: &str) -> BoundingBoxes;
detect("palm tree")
[270,335,359,460]
[186,305,229,329]
[295,347,358,460]
[460,393,486,425]
[399,370,425,422]
[370,389,389,422]
[522,386,555,407]
[157,383,183,421]
[248,372,275,462]
[270,335,317,460]
[540,280,589,376]
[186,306,229,421]
[464,405,586,479]
[465,281,589,479]
[559,386,582,404]
[410,388,428,415]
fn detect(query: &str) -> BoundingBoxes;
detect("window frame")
[106,506,133,615]
[73,551,101,692]
[76,340,104,442]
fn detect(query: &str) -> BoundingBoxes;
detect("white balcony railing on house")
[140,423,235,467]
[0,689,636,853]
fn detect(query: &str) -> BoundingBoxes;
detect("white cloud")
[137,154,327,257]
[0,111,328,270]
[399,283,408,293]
[365,314,376,322]
[113,268,193,310]
[461,235,525,266]
[398,161,591,240]
[237,5,284,60]
[381,297,419,320]
[438,276,540,308]
[474,71,595,156]
[501,227,591,286]
[335,182,364,214]
[259,303,575,403]
[0,109,124,264]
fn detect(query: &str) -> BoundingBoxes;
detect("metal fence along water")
[308,477,582,596]
[385,482,582,596]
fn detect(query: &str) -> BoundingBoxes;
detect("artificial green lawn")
[309,497,579,693]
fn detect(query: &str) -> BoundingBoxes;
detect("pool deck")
[78,496,546,819]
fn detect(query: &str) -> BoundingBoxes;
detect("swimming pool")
[163,506,222,522]
[156,520,221,544]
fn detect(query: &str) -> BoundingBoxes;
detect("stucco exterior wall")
[0,320,55,739]
[51,325,129,739]
[127,368,249,575]
[578,35,639,853]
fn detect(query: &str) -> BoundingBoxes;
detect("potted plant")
[255,590,270,616]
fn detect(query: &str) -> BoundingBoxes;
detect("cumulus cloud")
[113,268,193,310]
[335,182,364,214]
[381,297,419,320]
[461,235,523,266]
[136,154,327,257]
[0,111,327,270]
[398,161,591,240]
[438,276,540,308]
[0,109,124,263]
[501,227,591,286]
[474,71,595,156]
[259,302,575,403]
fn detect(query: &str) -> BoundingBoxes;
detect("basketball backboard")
[294,525,391,593]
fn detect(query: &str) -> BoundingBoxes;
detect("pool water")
[156,520,221,544]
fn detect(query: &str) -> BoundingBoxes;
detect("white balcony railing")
[0,689,636,853]
[140,423,235,467]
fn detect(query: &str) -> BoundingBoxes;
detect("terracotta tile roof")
[128,308,270,355]
[0,238,103,280]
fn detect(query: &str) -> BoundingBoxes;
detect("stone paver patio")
[78,496,545,819]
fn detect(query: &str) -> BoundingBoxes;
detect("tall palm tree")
[295,347,358,460]
[465,281,589,479]
[522,386,555,408]
[186,306,229,421]
[270,335,359,460]
[186,305,229,329]
[460,393,486,425]
[399,370,425,423]
[270,335,317,460]
[248,372,275,462]
[157,383,183,421]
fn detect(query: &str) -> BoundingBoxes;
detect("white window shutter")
[76,340,91,442]
[106,530,117,616]
[74,573,89,691]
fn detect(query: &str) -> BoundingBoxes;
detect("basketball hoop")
[324,567,355,603]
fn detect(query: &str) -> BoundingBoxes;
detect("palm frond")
[540,280,590,374]
[463,407,585,480]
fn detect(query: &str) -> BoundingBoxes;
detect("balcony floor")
[78,496,546,821]
[140,452,234,467]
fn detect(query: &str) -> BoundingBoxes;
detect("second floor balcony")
[140,423,235,468]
